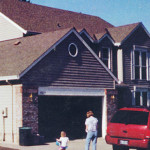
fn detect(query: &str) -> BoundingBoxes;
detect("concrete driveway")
[0,138,112,150]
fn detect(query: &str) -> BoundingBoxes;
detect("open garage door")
[38,96,102,141]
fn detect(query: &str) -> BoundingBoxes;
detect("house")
[0,0,150,144]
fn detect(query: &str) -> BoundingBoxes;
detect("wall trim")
[38,87,105,96]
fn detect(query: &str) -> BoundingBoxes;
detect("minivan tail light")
[145,136,150,139]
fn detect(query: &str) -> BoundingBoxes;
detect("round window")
[68,43,78,57]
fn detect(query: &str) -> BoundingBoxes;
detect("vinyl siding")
[21,33,115,89]
[0,14,23,41]
[0,85,23,143]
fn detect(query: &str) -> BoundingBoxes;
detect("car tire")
[113,145,129,150]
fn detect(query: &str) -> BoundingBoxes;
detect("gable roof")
[0,27,120,84]
[95,22,150,46]
[0,28,72,79]
[107,22,140,43]
[0,0,113,36]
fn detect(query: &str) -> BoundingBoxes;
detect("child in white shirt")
[56,131,69,150]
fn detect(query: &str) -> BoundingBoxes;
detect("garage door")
[38,96,102,141]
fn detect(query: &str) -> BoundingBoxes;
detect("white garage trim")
[38,87,105,96]
[39,86,107,138]
[102,95,107,138]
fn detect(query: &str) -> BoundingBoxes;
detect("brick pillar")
[23,86,38,133]
[106,89,118,122]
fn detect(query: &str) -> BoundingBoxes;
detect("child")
[56,131,69,150]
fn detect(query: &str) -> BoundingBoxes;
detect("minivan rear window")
[110,110,149,125]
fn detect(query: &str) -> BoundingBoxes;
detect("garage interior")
[38,96,102,141]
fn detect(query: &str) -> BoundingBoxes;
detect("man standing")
[85,111,98,150]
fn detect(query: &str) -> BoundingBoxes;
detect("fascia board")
[73,31,121,84]
[98,34,115,45]
[0,75,19,81]
[79,29,94,43]
[140,23,150,38]
[120,23,150,46]
[0,12,27,34]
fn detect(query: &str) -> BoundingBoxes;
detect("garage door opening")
[38,96,102,141]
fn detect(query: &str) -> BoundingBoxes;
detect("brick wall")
[23,86,38,133]
[106,89,118,122]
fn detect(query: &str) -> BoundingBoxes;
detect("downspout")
[6,80,14,143]
[2,114,5,141]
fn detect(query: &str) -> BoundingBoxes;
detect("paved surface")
[0,138,112,150]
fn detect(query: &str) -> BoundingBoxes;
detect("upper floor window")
[131,46,150,80]
[132,87,150,107]
[99,47,110,69]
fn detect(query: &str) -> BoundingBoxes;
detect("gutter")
[0,75,19,81]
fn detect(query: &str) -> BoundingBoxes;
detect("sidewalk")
[0,138,112,150]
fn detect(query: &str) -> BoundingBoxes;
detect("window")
[131,46,150,80]
[100,47,110,69]
[68,43,78,57]
[132,87,150,107]
[110,110,149,125]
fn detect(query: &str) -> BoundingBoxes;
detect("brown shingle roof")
[0,0,113,36]
[95,32,106,40]
[95,22,140,43]
[108,22,140,43]
[0,28,72,77]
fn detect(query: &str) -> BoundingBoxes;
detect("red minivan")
[105,107,150,150]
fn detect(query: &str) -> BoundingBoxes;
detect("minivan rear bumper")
[105,135,149,148]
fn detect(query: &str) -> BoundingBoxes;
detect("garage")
[38,96,102,141]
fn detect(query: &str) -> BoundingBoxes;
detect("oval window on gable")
[68,43,78,57]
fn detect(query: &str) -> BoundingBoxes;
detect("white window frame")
[68,43,78,57]
[100,47,111,69]
[131,46,150,80]
[132,86,150,107]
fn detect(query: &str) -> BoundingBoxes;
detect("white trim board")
[80,29,94,43]
[0,12,27,34]
[0,75,19,81]
[121,23,150,45]
[38,87,105,96]
[98,33,115,45]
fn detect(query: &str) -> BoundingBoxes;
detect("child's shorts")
[60,146,67,149]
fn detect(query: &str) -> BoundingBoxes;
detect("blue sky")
[32,0,150,32]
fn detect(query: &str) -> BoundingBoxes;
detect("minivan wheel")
[113,145,129,150]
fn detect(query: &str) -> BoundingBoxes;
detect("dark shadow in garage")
[38,96,102,141]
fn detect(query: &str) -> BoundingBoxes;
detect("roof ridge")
[0,27,74,44]
[108,22,141,30]
[4,0,113,23]
[0,0,113,34]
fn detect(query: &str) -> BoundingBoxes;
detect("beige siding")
[0,85,23,144]
[0,14,24,41]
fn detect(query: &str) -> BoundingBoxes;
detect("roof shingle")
[95,22,140,43]
[0,28,72,77]
[0,0,113,36]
